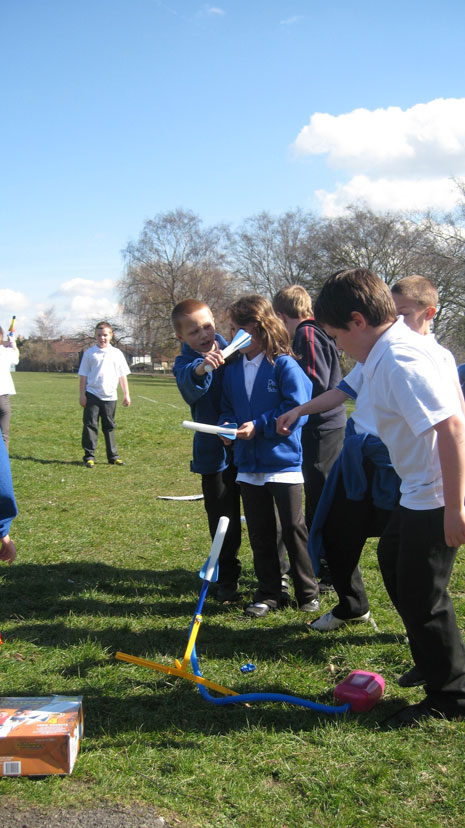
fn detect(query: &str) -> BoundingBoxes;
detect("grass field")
[1,372,465,828]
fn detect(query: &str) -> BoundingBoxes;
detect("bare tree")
[119,208,235,355]
[231,209,322,297]
[32,306,64,340]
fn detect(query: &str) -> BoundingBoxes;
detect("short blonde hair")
[391,275,438,309]
[272,285,313,319]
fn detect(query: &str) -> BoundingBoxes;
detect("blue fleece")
[308,418,400,574]
[220,354,312,473]
[172,334,232,475]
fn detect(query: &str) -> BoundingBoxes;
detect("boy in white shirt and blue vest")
[314,268,465,727]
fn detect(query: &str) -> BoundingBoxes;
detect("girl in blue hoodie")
[220,295,319,618]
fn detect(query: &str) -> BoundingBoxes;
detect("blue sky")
[1,0,465,336]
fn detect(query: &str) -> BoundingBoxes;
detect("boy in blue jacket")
[171,299,241,603]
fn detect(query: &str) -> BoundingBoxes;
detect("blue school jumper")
[221,352,317,608]
[172,334,231,475]
[220,354,312,473]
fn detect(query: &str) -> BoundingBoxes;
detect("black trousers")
[0,394,11,451]
[82,393,119,462]
[240,481,318,608]
[301,425,345,530]
[322,459,392,619]
[201,464,242,590]
[378,505,465,710]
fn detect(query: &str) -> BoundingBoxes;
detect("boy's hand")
[237,421,256,440]
[79,394,87,408]
[444,506,465,548]
[195,349,225,376]
[123,394,131,407]
[276,407,300,435]
[0,535,16,565]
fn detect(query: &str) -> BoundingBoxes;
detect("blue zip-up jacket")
[220,354,312,473]
[308,418,401,574]
[172,334,231,475]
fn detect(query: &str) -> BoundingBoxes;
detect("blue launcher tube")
[189,644,350,714]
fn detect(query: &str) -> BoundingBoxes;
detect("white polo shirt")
[363,318,463,510]
[78,344,130,401]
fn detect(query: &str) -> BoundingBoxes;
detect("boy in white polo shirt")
[313,268,465,726]
[78,321,131,468]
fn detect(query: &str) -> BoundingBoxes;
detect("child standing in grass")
[219,294,319,618]
[313,268,465,727]
[171,299,242,604]
[78,321,131,468]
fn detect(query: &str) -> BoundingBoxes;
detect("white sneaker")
[308,609,370,631]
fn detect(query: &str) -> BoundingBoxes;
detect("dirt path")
[0,804,180,828]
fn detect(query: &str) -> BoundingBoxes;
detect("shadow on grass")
[0,561,410,733]
[10,454,83,466]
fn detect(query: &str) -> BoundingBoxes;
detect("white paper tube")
[204,329,252,372]
[182,420,237,437]
[204,516,230,581]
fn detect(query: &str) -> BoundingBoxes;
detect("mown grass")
[1,372,465,827]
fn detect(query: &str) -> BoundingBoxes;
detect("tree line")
[120,187,465,363]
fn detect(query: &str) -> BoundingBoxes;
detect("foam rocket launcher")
[8,316,15,338]
[204,328,252,373]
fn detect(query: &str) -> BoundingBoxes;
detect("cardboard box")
[0,695,83,776]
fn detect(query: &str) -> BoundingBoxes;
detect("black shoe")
[109,458,125,465]
[84,458,95,468]
[299,598,320,613]
[385,699,465,728]
[216,586,240,604]
[245,602,273,618]
[397,666,425,688]
[280,574,291,607]
[317,558,334,592]
[318,578,335,594]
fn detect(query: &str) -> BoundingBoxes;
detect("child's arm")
[79,375,87,408]
[119,375,131,407]
[173,350,220,406]
[435,414,465,547]
[276,388,349,435]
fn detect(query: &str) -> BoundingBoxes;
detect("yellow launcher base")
[115,651,238,697]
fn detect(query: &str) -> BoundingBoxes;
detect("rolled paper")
[182,420,237,439]
[204,328,252,373]
[203,516,230,582]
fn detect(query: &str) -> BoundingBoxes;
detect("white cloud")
[316,175,460,217]
[280,15,303,25]
[70,295,120,319]
[0,289,30,312]
[203,5,225,15]
[293,98,465,215]
[56,278,115,297]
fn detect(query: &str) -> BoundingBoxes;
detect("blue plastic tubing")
[190,644,350,714]
[189,579,350,714]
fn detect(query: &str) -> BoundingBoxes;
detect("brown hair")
[228,294,293,364]
[391,275,438,309]
[95,321,113,331]
[314,269,397,329]
[170,299,212,335]
[272,285,313,319]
